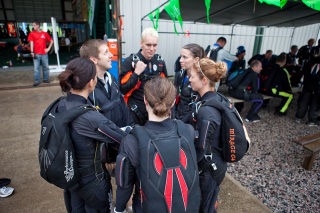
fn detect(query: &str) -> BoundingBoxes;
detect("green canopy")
[155,0,320,27]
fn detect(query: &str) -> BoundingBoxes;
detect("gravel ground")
[225,89,320,213]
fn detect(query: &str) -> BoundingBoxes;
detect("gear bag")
[38,97,95,189]
[226,69,249,90]
[206,46,222,62]
[131,120,200,213]
[195,93,250,163]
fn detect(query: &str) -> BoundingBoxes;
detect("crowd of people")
[30,22,319,213]
[47,27,231,213]
[226,38,320,125]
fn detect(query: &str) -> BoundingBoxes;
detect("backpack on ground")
[131,120,200,213]
[197,93,250,163]
[38,97,95,189]
[206,46,223,62]
[226,69,249,90]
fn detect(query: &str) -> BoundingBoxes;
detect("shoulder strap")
[41,96,65,123]
[207,46,222,59]
[132,53,140,67]
[156,54,163,62]
[202,93,228,112]
[202,93,244,123]
[50,104,95,136]
[175,119,191,138]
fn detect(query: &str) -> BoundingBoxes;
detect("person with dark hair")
[229,45,246,75]
[16,28,30,61]
[188,58,229,213]
[206,37,237,90]
[297,38,316,68]
[114,77,200,213]
[80,39,133,128]
[28,21,53,86]
[174,43,206,122]
[119,28,168,126]
[269,54,293,116]
[248,49,276,70]
[295,56,320,126]
[57,58,128,213]
[311,39,320,57]
[286,45,301,87]
[228,60,263,122]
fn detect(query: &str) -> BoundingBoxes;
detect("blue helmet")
[236,46,246,56]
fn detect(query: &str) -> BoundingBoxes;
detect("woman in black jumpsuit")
[58,58,128,213]
[114,77,200,213]
[189,58,228,213]
[174,43,206,122]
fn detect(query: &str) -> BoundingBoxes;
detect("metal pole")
[106,0,111,38]
[289,27,296,49]
[114,0,122,74]
[230,25,235,52]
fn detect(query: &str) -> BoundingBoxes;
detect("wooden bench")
[293,132,320,170]
[226,94,273,104]
[292,87,301,94]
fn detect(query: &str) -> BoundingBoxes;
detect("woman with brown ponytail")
[188,58,228,213]
[115,77,200,213]
[57,58,128,213]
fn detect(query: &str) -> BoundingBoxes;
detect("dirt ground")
[0,84,271,213]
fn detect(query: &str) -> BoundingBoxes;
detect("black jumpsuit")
[120,51,168,125]
[191,91,227,213]
[60,93,127,213]
[115,119,197,213]
[174,69,198,122]
[228,67,263,120]
[89,72,133,127]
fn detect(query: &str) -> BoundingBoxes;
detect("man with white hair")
[119,28,168,125]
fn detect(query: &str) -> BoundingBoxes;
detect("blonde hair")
[141,27,159,42]
[144,77,176,117]
[195,58,227,88]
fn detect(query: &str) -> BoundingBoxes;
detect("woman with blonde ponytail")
[189,58,228,213]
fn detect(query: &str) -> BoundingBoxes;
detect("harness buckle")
[95,171,105,180]
[131,105,138,111]
[204,153,217,171]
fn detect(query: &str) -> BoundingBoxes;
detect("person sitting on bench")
[228,60,263,122]
[269,54,293,116]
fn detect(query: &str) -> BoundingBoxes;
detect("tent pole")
[253,27,264,55]
[289,27,296,49]
[114,0,122,74]
[230,25,235,52]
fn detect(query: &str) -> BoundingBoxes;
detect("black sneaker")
[43,80,50,83]
[295,118,302,124]
[0,178,11,188]
[245,115,260,123]
[33,81,40,86]
[306,121,318,127]
[274,111,287,116]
